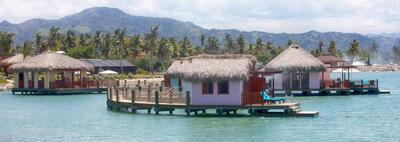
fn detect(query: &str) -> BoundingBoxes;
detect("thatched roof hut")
[9,52,94,72]
[167,54,257,81]
[264,44,326,72]
[0,54,24,66]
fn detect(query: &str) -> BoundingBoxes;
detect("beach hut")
[0,54,25,73]
[166,54,260,105]
[264,44,326,91]
[8,51,99,94]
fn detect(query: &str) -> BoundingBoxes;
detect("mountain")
[1,7,400,62]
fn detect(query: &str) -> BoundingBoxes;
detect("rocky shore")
[355,64,400,72]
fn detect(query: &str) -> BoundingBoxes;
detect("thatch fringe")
[264,44,326,72]
[167,54,256,81]
[9,52,94,72]
[0,54,24,66]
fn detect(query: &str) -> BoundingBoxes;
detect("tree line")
[1,25,399,72]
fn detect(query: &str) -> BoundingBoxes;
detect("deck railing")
[108,81,187,105]
[321,79,378,89]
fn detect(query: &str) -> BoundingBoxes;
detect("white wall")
[309,72,321,89]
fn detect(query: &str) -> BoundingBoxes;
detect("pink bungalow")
[166,54,267,106]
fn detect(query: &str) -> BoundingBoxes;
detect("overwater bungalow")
[264,44,326,92]
[265,44,380,95]
[166,54,261,105]
[0,54,25,73]
[8,51,106,95]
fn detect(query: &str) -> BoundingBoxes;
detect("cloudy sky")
[0,0,399,34]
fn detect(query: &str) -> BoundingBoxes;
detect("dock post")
[155,91,160,115]
[131,89,136,113]
[376,79,379,88]
[185,91,191,116]
[115,86,120,111]
[106,87,110,101]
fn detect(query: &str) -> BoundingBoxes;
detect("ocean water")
[0,72,399,142]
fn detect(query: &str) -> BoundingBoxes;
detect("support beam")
[13,73,19,88]
[33,72,38,89]
[23,72,29,89]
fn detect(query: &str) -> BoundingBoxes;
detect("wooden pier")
[106,80,319,117]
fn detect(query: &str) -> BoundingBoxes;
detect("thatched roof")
[9,52,94,72]
[167,54,257,81]
[317,54,345,63]
[0,54,24,66]
[264,44,326,72]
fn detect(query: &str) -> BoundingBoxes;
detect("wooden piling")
[131,89,136,113]
[115,86,120,111]
[185,91,191,116]
[155,91,160,115]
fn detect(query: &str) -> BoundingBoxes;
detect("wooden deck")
[106,85,319,117]
[11,88,107,95]
[274,87,386,97]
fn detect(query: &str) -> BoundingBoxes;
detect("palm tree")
[147,25,160,73]
[169,37,180,58]
[48,26,60,50]
[200,34,206,48]
[236,34,246,54]
[130,34,141,63]
[346,40,361,64]
[35,32,44,53]
[93,31,103,57]
[328,40,339,57]
[20,41,34,57]
[224,34,235,53]
[0,32,15,57]
[156,37,169,67]
[101,33,112,59]
[204,36,220,54]
[255,38,264,53]
[179,36,192,57]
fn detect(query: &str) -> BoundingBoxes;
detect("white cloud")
[0,0,398,34]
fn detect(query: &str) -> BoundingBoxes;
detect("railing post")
[361,79,363,88]
[131,89,136,113]
[185,91,191,116]
[155,91,159,115]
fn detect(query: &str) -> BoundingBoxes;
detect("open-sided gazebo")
[8,51,105,94]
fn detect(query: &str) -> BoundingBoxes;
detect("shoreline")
[355,64,400,72]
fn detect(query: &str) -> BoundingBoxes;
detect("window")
[202,81,213,94]
[218,81,229,94]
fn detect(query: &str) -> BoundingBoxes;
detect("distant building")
[80,59,136,74]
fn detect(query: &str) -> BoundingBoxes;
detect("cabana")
[0,54,25,73]
[166,54,268,105]
[264,44,326,91]
[8,51,104,94]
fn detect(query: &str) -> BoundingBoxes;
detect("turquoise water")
[0,72,399,142]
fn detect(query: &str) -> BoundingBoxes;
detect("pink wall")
[191,80,243,105]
